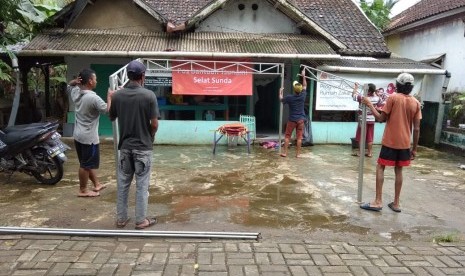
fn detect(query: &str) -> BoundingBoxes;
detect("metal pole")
[357,84,368,203]
[8,57,20,127]
[278,63,284,153]
[109,76,120,173]
[0,227,261,240]
[44,64,50,117]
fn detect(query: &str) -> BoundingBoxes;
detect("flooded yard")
[1,140,465,242]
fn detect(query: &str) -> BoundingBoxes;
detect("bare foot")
[93,184,107,192]
[77,191,100,197]
[280,153,287,157]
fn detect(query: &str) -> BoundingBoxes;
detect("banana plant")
[360,0,399,30]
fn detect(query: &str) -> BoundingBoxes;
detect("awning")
[19,28,341,60]
[308,56,447,75]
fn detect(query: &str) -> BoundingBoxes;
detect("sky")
[390,0,422,17]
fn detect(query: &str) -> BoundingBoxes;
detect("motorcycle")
[0,121,70,185]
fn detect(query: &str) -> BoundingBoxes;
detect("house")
[17,0,447,145]
[383,0,465,148]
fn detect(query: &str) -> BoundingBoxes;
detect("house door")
[420,101,439,147]
[255,77,280,133]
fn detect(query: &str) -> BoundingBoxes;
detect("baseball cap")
[126,60,146,75]
[293,81,303,93]
[396,73,414,85]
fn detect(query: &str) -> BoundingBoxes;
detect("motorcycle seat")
[1,128,48,145]
[3,122,56,133]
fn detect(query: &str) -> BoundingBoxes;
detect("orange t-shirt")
[381,93,422,149]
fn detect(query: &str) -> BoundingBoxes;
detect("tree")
[0,0,63,89]
[0,0,62,45]
[360,0,399,30]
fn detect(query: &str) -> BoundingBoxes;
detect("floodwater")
[1,140,465,242]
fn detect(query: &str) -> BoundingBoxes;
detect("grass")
[433,232,460,243]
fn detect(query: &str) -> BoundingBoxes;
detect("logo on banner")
[172,61,252,96]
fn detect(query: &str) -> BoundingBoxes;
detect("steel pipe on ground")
[0,227,261,240]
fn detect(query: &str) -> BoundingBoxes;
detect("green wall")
[91,64,125,136]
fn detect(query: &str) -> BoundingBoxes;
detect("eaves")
[384,6,465,36]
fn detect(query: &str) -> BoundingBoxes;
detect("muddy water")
[1,141,464,242]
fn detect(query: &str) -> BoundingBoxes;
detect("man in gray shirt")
[68,68,113,197]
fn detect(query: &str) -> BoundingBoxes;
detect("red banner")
[172,61,252,95]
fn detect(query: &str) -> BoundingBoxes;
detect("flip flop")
[116,218,130,228]
[365,153,373,158]
[360,202,382,212]
[351,152,360,157]
[388,202,401,213]
[135,217,158,230]
[93,185,107,192]
[77,191,100,197]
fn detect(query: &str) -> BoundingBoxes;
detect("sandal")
[135,217,157,230]
[116,218,130,228]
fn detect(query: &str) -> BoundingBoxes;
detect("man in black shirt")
[109,60,159,229]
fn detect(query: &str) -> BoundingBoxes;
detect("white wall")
[386,17,465,98]
[197,0,299,33]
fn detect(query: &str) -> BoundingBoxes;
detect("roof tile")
[386,0,465,32]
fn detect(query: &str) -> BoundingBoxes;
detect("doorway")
[255,77,280,134]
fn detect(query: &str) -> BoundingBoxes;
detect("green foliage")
[0,60,13,82]
[0,0,62,46]
[448,92,465,127]
[0,0,63,94]
[360,0,399,30]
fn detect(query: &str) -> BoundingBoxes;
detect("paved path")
[1,234,465,275]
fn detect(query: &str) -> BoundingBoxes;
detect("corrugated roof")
[21,29,336,56]
[385,0,465,33]
[305,57,445,73]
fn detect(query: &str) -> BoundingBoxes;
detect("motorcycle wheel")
[31,149,63,185]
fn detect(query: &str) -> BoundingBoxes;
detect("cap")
[293,81,303,93]
[126,60,146,75]
[396,73,414,85]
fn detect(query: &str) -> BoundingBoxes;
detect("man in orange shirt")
[359,73,422,213]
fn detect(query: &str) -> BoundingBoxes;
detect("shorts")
[355,123,374,143]
[74,141,100,169]
[378,145,411,167]
[285,120,305,140]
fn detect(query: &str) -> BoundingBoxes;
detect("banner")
[172,61,252,95]
[316,72,423,111]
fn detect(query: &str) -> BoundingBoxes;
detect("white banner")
[315,72,423,111]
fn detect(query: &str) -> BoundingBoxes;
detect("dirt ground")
[1,139,465,243]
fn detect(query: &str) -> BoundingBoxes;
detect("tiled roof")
[21,29,336,56]
[143,0,390,57]
[144,0,211,24]
[385,0,465,33]
[295,0,389,56]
